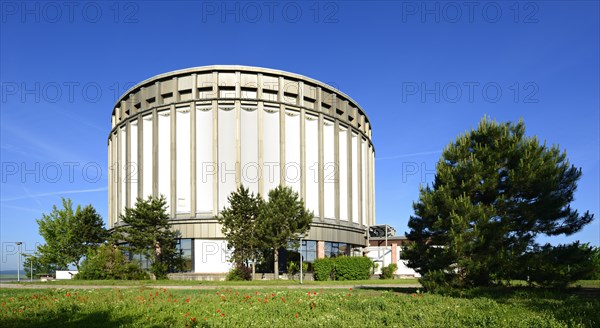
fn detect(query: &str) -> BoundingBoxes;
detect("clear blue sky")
[1,1,598,270]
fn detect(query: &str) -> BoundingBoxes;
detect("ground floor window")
[300,240,317,263]
[325,242,349,258]
[176,238,194,272]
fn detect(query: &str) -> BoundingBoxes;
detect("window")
[290,240,317,263]
[325,242,350,258]
[176,239,194,272]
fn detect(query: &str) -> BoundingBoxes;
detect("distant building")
[366,225,420,277]
[108,66,376,274]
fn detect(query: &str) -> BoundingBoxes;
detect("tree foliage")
[23,253,60,279]
[75,244,148,280]
[519,242,597,288]
[35,198,108,270]
[113,195,181,279]
[257,186,313,278]
[217,185,263,279]
[404,117,594,288]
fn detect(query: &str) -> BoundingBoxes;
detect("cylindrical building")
[108,66,375,273]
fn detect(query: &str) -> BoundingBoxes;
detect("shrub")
[226,266,252,281]
[380,263,398,280]
[313,258,336,281]
[287,261,298,279]
[76,244,148,280]
[313,256,373,281]
[334,256,373,280]
[524,242,596,288]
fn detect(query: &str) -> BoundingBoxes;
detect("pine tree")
[114,195,181,279]
[218,185,263,279]
[404,117,594,287]
[258,186,313,278]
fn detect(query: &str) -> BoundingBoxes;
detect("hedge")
[313,256,373,281]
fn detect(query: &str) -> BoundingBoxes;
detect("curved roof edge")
[111,65,370,123]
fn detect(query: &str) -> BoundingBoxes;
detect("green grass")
[15,278,420,287]
[571,280,600,288]
[1,287,598,327]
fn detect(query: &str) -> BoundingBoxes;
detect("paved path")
[0,283,421,290]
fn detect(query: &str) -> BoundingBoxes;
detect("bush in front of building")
[380,263,398,280]
[226,266,252,281]
[313,258,336,281]
[313,256,373,281]
[75,244,148,280]
[335,256,374,280]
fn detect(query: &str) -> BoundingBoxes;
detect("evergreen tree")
[113,195,181,279]
[404,117,594,287]
[258,186,313,278]
[217,185,263,279]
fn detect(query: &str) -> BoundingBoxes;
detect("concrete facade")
[107,66,375,272]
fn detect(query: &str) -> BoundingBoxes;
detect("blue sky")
[1,1,598,270]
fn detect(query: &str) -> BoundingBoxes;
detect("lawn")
[1,287,598,327]
[15,278,420,287]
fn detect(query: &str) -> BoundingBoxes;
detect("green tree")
[36,198,108,270]
[404,117,594,288]
[520,242,596,287]
[76,244,148,280]
[23,253,59,279]
[113,195,181,279]
[217,185,263,280]
[258,186,313,278]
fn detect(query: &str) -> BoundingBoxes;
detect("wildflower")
[186,297,190,303]
[66,293,71,297]
[221,313,225,317]
[191,317,197,322]
[349,288,352,291]
[217,309,221,313]
[295,313,299,318]
[281,297,285,302]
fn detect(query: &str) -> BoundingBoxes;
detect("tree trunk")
[274,250,279,279]
[252,262,256,281]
